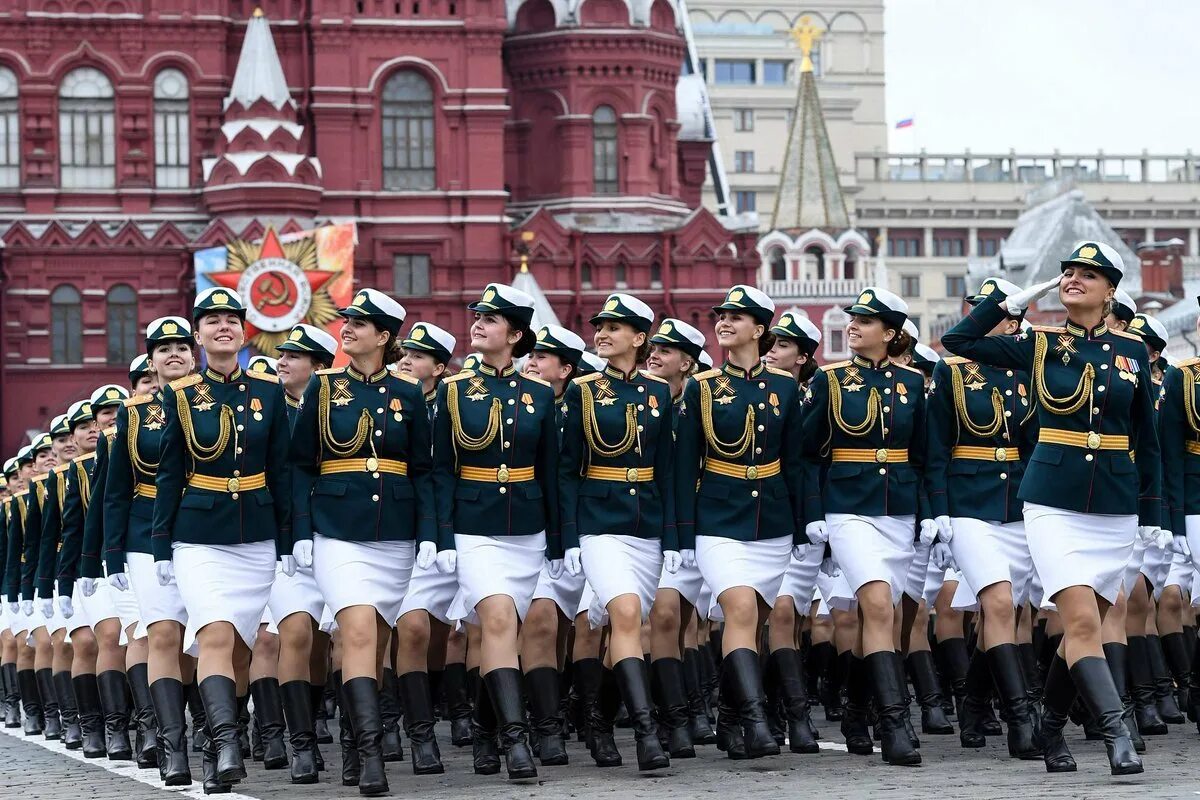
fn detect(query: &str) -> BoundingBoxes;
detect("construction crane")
[676,0,732,217]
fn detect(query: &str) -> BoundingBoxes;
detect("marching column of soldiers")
[2,239,1200,794]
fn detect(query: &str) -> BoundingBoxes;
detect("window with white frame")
[153,69,190,188]
[382,71,436,190]
[822,307,849,360]
[59,67,116,189]
[0,67,18,188]
[592,105,618,194]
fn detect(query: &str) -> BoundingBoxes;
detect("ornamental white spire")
[226,7,294,112]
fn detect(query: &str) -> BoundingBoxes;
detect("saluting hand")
[80,577,97,597]
[416,541,438,571]
[1005,275,1062,315]
[293,540,314,569]
[155,560,175,586]
[564,548,583,578]
[663,551,682,575]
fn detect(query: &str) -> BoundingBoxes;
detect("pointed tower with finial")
[201,8,323,218]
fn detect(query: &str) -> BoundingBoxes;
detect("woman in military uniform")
[151,287,293,793]
[432,283,558,780]
[675,284,803,761]
[104,316,198,785]
[559,294,677,772]
[925,277,1041,758]
[801,286,928,767]
[5,444,42,736]
[942,241,1158,776]
[290,288,433,795]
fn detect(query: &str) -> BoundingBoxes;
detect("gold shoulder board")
[692,368,722,380]
[1032,325,1067,334]
[820,360,851,372]
[443,371,473,384]
[572,372,604,385]
[315,367,346,376]
[638,370,668,384]
[522,373,551,388]
[943,356,970,366]
[1109,329,1143,342]
[765,366,793,378]
[169,374,202,390]
[246,371,279,383]
[124,395,154,407]
[391,372,420,385]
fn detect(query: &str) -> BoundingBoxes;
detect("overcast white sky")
[885,0,1199,154]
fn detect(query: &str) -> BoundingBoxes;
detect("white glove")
[58,596,74,619]
[280,555,297,577]
[805,521,829,545]
[547,558,564,580]
[681,549,696,569]
[564,547,583,577]
[1005,275,1062,315]
[292,540,314,569]
[792,544,808,561]
[919,518,938,546]
[435,549,457,574]
[39,599,54,619]
[935,515,954,544]
[819,555,840,577]
[80,577,97,597]
[7,602,18,614]
[1138,525,1161,546]
[931,542,956,571]
[108,573,129,592]
[20,600,33,617]
[416,541,437,571]
[1173,534,1192,558]
[155,560,175,586]
[1155,528,1173,551]
[663,550,682,575]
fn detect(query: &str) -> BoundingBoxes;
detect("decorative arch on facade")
[821,305,850,360]
[507,0,571,29]
[513,0,559,32]
[44,41,125,85]
[578,0,634,26]
[367,56,451,94]
[829,11,868,31]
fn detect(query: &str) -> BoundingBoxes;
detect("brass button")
[506,418,513,424]
[508,399,515,405]
[1102,344,1111,351]
[372,472,380,478]
[236,424,244,432]
[499,486,507,494]
[751,490,759,498]
[372,494,379,502]
[1093,407,1100,415]
[236,447,244,454]
[638,386,645,393]
[758,382,766,389]
[637,404,645,411]
[1085,454,1094,462]
[1000,472,1008,480]
[1097,386,1105,393]
[884,388,892,394]
[503,442,511,448]
[509,381,518,388]
[238,385,246,392]
[758,403,765,409]
[1101,363,1109,370]
[629,488,637,496]
[231,492,239,500]
[1005,390,1012,396]
[237,405,245,412]
[379,387,386,393]
[376,407,384,413]
[882,427,889,435]
[755,447,762,455]
[883,406,891,413]
[233,470,241,477]
[375,430,382,436]
[1004,411,1012,417]
[1006,370,1013,377]
[885,372,892,378]
[878,468,887,475]
[637,425,644,432]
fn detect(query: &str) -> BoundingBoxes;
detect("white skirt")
[695,534,792,608]
[778,544,823,615]
[399,562,460,625]
[581,535,663,628]
[42,595,68,635]
[453,532,545,625]
[1161,551,1193,599]
[950,571,980,612]
[268,563,325,627]
[817,569,857,612]
[828,514,916,606]
[127,551,188,638]
[531,562,587,620]
[904,540,931,603]
[319,605,337,634]
[577,581,598,626]
[313,535,413,626]
[696,583,714,621]
[1024,502,1135,607]
[658,560,705,608]
[948,518,1034,608]
[1141,543,1170,590]
[174,540,276,657]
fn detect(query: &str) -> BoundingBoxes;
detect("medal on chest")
[144,403,165,431]
[594,378,619,406]
[1114,355,1140,385]
[649,394,660,417]
[331,378,354,407]
[841,366,865,392]
[1054,334,1078,366]
[897,383,909,404]
[390,397,403,422]
[713,376,737,405]
[521,392,535,414]
[466,376,490,401]
[192,383,216,412]
[250,398,263,422]
[769,393,779,416]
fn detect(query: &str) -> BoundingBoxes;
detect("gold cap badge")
[482,288,496,303]
[858,292,872,305]
[162,321,179,335]
[660,321,673,335]
[728,289,744,303]
[412,326,426,340]
[604,298,619,312]
[212,292,229,305]
[106,389,120,399]
[289,329,303,341]
[1079,245,1098,260]
[980,282,994,295]
[537,328,548,341]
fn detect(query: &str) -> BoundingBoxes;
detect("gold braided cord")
[447,380,501,451]
[1183,366,1200,435]
[699,378,755,459]
[317,375,373,457]
[16,495,26,526]
[1032,332,1094,416]
[75,461,91,515]
[828,370,880,436]
[581,382,638,458]
[127,406,161,476]
[56,472,67,509]
[175,387,233,463]
[950,364,1005,438]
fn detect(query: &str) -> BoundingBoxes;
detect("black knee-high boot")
[588,664,623,766]
[2,663,21,728]
[342,676,388,796]
[907,650,953,735]
[715,657,745,758]
[378,667,403,763]
[1039,654,1076,773]
[698,643,718,720]
[150,678,192,786]
[935,637,970,723]
[335,672,360,786]
[201,716,232,795]
[724,648,779,758]
[470,667,501,774]
[814,641,843,721]
[958,649,992,748]
[1162,632,1191,718]
[97,670,133,760]
[986,643,1040,759]
[682,648,716,744]
[571,658,600,751]
[280,680,319,784]
[236,692,250,759]
[1188,634,1200,726]
[525,666,568,765]
[36,668,62,740]
[398,671,444,775]
[1071,656,1142,775]
[17,669,42,736]
[614,657,669,771]
[840,653,872,755]
[484,667,538,779]
[1102,642,1142,753]
[249,678,288,769]
[867,651,920,766]
[53,670,82,749]
[198,675,245,784]
[1153,632,1186,723]
[769,648,819,753]
[72,673,105,757]
[186,678,208,753]
[1128,635,1167,734]
[443,662,473,747]
[126,664,158,768]
[311,680,333,745]
[650,657,694,758]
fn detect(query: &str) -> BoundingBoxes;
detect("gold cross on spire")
[790,16,823,74]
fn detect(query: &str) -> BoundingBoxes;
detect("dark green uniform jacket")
[4,491,29,603]
[36,464,69,598]
[559,366,676,552]
[941,296,1161,524]
[104,395,168,577]
[675,361,805,549]
[1155,362,1196,535]
[290,365,434,545]
[79,427,117,585]
[56,453,97,598]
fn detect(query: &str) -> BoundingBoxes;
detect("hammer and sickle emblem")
[254,272,292,311]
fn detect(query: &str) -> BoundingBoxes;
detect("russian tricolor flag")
[895,117,914,129]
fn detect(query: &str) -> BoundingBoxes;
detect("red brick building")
[0,0,757,452]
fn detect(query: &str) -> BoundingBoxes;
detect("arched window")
[822,306,849,360]
[106,284,138,366]
[580,261,593,287]
[614,258,627,287]
[649,260,662,287]
[382,71,435,190]
[51,284,83,364]
[59,67,115,189]
[768,248,787,281]
[592,105,618,194]
[844,247,858,279]
[154,69,190,188]
[0,67,18,188]
[806,245,826,280]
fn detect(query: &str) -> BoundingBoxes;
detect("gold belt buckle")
[744,465,758,480]
[497,466,510,484]
[365,457,379,472]
[875,448,888,463]
[226,477,240,493]
[995,447,1007,462]
[626,467,639,482]
[1086,432,1101,450]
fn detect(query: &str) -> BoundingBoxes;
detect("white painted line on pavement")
[0,724,261,800]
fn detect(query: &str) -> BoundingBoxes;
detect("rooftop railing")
[856,151,1200,184]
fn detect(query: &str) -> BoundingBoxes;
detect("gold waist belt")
[133,482,157,499]
[459,465,535,484]
[320,458,408,476]
[187,472,266,493]
[704,458,781,480]
[1038,429,1129,451]
[951,446,1019,462]
[830,448,908,464]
